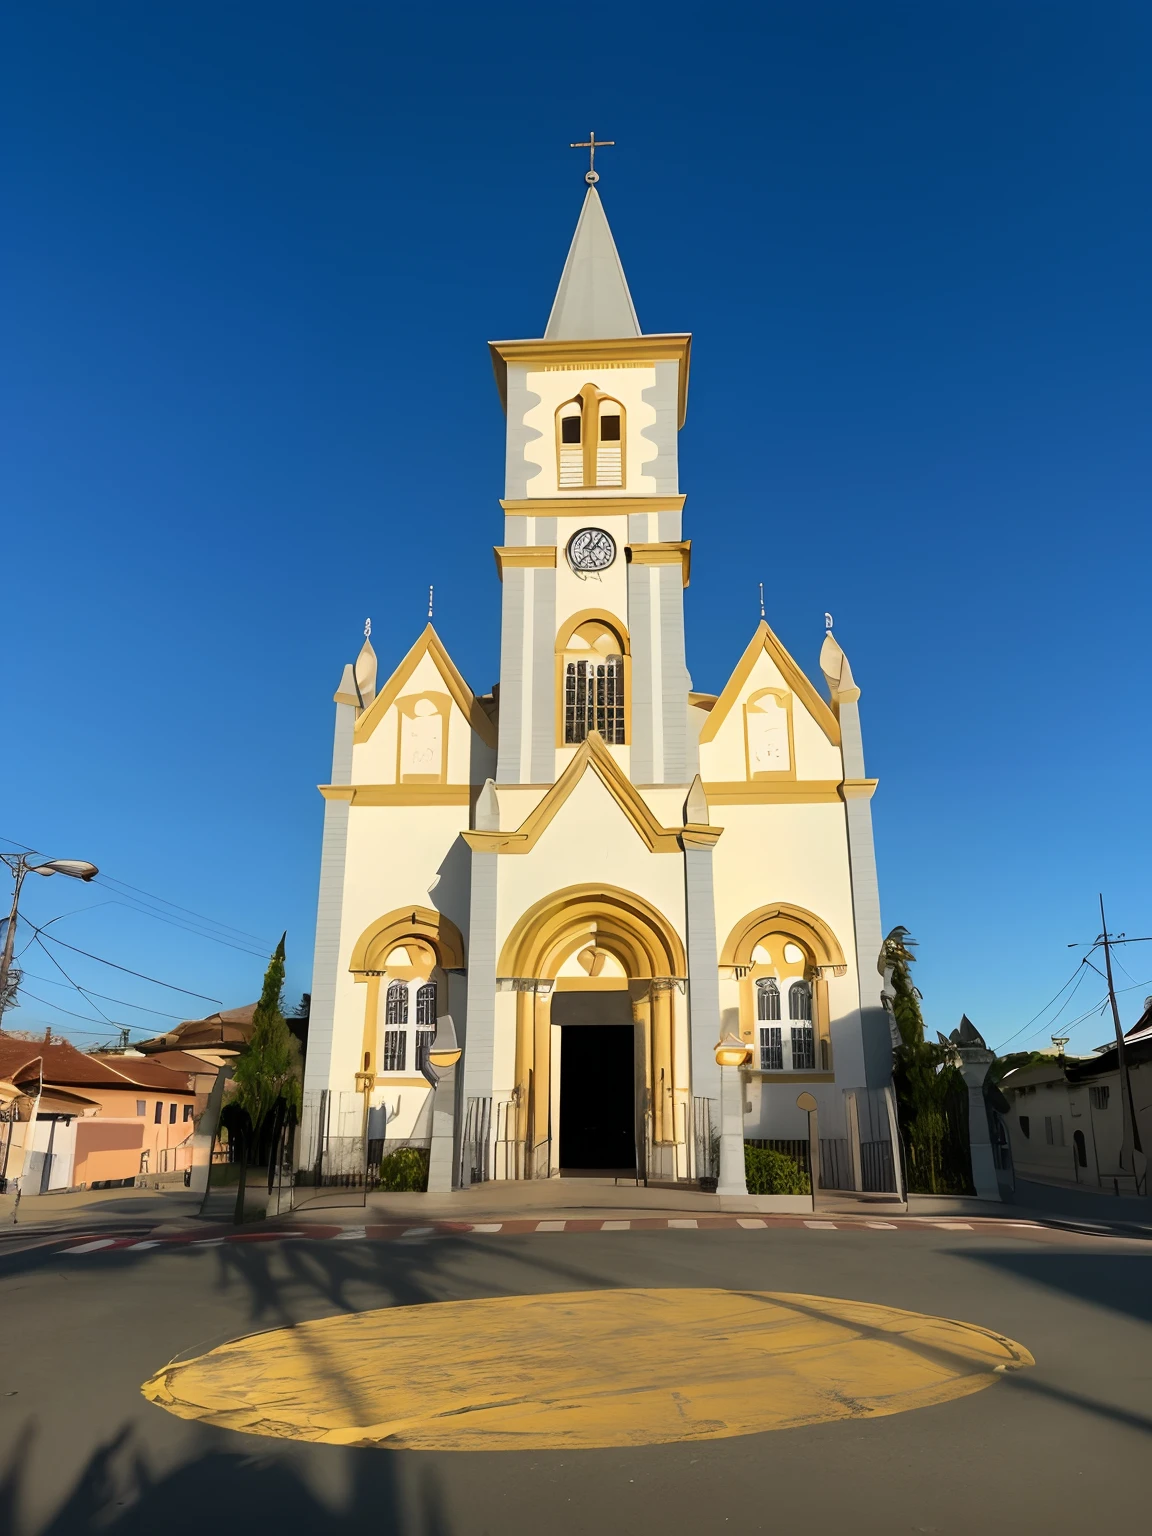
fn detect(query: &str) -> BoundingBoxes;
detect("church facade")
[301,184,896,1191]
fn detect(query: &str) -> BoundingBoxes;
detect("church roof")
[544,186,641,341]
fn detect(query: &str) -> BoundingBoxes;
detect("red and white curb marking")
[49,1215,1052,1254]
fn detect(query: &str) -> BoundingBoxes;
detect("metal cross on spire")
[570,132,615,185]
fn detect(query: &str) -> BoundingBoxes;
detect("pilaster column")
[683,780,723,1113]
[303,699,355,1100]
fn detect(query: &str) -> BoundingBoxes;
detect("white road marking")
[126,1240,161,1249]
[470,1223,502,1233]
[601,1220,630,1230]
[934,1223,973,1230]
[63,1239,116,1253]
[668,1219,698,1229]
[535,1221,566,1231]
[332,1227,367,1240]
[192,1238,224,1246]
[804,1221,837,1230]
[401,1227,435,1237]
[737,1218,767,1228]
[866,1222,898,1229]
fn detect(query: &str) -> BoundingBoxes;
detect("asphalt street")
[1,1220,1149,1534]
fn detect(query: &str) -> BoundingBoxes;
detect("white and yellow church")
[301,177,897,1194]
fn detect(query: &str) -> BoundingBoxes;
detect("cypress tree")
[228,934,303,1221]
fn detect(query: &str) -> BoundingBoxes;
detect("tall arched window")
[563,619,625,744]
[384,980,408,1071]
[788,981,812,1021]
[555,385,626,490]
[415,981,437,1074]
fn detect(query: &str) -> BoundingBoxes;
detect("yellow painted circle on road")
[142,1288,1032,1451]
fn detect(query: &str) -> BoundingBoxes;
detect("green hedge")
[744,1144,811,1195]
[376,1147,430,1192]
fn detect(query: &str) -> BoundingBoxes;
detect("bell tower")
[488,180,693,788]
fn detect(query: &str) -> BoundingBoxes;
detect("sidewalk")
[0,1185,204,1235]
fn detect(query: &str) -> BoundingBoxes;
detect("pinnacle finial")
[364,617,371,640]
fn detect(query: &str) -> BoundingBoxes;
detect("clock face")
[567,527,616,573]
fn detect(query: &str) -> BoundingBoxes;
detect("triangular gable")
[354,624,497,749]
[697,621,840,748]
[463,733,719,855]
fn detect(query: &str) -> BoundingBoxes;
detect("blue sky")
[3,3,1150,1056]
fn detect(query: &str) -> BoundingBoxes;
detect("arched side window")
[383,980,408,1071]
[563,619,625,744]
[415,980,437,1074]
[756,978,781,1021]
[555,385,626,490]
[789,980,815,1070]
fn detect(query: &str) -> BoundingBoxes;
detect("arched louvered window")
[756,978,781,1021]
[556,387,625,490]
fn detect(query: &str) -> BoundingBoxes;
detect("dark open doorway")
[559,1022,636,1173]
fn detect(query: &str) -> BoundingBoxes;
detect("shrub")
[744,1144,811,1195]
[377,1147,430,1192]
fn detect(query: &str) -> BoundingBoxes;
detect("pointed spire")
[820,627,860,705]
[545,186,641,341]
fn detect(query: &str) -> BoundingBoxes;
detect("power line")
[32,935,119,1030]
[31,928,221,1003]
[93,873,273,948]
[991,960,1089,1053]
[15,972,184,1019]
[15,988,146,1030]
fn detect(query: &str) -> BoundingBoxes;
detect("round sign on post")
[796,1092,817,1113]
[796,1092,819,1213]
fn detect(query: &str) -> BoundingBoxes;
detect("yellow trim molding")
[499,883,687,981]
[628,541,691,587]
[720,903,846,972]
[699,621,841,750]
[702,781,843,805]
[748,1071,836,1084]
[318,784,473,807]
[493,546,557,580]
[840,779,879,800]
[353,624,497,750]
[489,335,692,426]
[501,495,686,516]
[463,731,720,856]
[373,1076,434,1090]
[350,906,466,975]
[553,977,631,991]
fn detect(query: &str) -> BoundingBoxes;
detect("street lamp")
[0,854,99,1017]
[714,1032,751,1196]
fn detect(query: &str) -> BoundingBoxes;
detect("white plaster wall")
[324,806,469,1093]
[351,652,476,786]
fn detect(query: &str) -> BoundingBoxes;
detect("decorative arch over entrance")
[499,885,688,1180]
[351,906,465,975]
[720,902,845,974]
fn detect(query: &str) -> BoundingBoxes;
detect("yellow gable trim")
[698,621,841,749]
[353,624,498,750]
[501,496,686,516]
[493,546,557,580]
[462,733,718,855]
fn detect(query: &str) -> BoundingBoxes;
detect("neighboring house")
[0,1034,201,1193]
[136,1004,257,1069]
[999,1000,1152,1196]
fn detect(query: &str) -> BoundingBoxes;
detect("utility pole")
[1099,894,1145,1194]
[0,853,100,1020]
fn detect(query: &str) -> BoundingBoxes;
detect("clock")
[567,527,616,573]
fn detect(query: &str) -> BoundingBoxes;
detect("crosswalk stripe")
[126,1240,161,1249]
[934,1223,973,1230]
[737,1218,767,1228]
[63,1239,117,1253]
[401,1227,435,1237]
[668,1219,698,1229]
[804,1221,837,1230]
[535,1221,565,1231]
[470,1223,502,1233]
[866,1222,897,1229]
[601,1220,630,1230]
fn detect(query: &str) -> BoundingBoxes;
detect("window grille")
[1089,1086,1109,1110]
[790,1025,816,1071]
[415,981,437,1028]
[383,1030,407,1072]
[789,981,812,1021]
[759,1027,783,1071]
[756,978,781,1021]
[564,655,625,744]
[385,979,408,1026]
